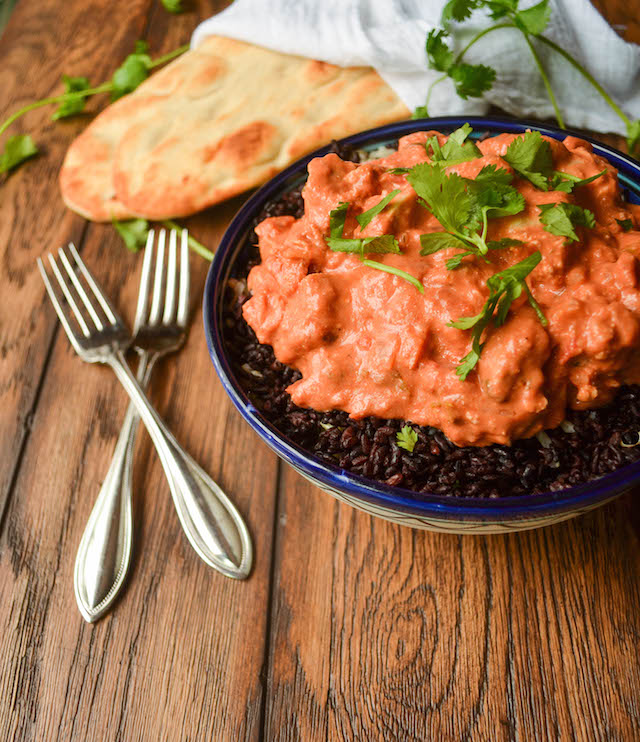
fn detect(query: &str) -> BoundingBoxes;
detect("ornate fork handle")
[74,354,157,622]
[106,349,253,581]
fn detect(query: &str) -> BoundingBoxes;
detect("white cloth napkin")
[192,0,640,138]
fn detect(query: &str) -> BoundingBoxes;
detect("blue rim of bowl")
[204,116,640,521]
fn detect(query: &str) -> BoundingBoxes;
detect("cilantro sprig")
[503,131,607,192]
[417,0,640,158]
[538,203,595,242]
[407,155,525,266]
[325,199,424,293]
[0,41,188,175]
[425,123,482,165]
[113,217,214,261]
[396,425,418,452]
[448,251,546,379]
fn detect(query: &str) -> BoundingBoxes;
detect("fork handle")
[73,354,155,623]
[107,351,253,580]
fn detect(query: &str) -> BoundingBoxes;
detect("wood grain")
[266,473,640,741]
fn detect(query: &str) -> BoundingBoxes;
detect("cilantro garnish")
[538,203,595,242]
[426,123,481,165]
[329,201,350,238]
[112,217,213,261]
[0,42,189,178]
[617,218,633,232]
[417,1,639,157]
[0,134,38,174]
[448,251,546,379]
[356,190,401,230]
[503,132,606,193]
[112,218,150,252]
[387,167,410,175]
[408,161,524,266]
[111,41,153,101]
[161,0,184,12]
[325,201,422,292]
[52,76,91,120]
[325,234,401,256]
[503,131,553,190]
[396,425,418,452]
[425,29,496,102]
[550,169,606,193]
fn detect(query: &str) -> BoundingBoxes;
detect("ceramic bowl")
[203,116,640,533]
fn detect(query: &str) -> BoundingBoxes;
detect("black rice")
[222,142,640,499]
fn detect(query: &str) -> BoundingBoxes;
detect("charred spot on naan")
[202,121,282,168]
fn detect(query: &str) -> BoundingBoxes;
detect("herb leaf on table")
[0,134,38,173]
[52,76,91,120]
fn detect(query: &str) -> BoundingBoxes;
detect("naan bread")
[59,36,410,222]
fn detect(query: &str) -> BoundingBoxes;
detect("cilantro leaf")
[550,169,606,193]
[326,234,401,255]
[161,0,183,12]
[503,131,553,189]
[361,259,424,293]
[407,163,473,235]
[111,41,152,101]
[427,123,481,164]
[113,218,150,252]
[387,167,410,175]
[486,238,525,250]
[514,0,551,35]
[0,134,38,173]
[329,201,350,238]
[441,0,483,24]
[426,29,454,72]
[356,190,401,230]
[52,75,91,120]
[420,232,466,255]
[449,62,496,99]
[486,0,518,20]
[448,251,545,380]
[396,425,418,452]
[617,218,633,232]
[538,203,595,241]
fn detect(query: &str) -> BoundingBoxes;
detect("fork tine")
[162,230,178,324]
[38,257,87,354]
[67,243,119,325]
[58,246,104,331]
[46,253,92,337]
[148,229,166,325]
[176,229,190,328]
[133,230,155,334]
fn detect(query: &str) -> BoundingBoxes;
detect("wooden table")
[1,1,639,739]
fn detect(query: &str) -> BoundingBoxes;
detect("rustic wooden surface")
[0,1,639,740]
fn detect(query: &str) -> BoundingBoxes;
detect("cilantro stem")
[424,74,448,116]
[361,258,424,293]
[423,23,512,115]
[0,83,112,138]
[522,33,565,129]
[536,35,630,127]
[148,44,189,69]
[0,45,189,140]
[161,219,214,261]
[454,23,513,65]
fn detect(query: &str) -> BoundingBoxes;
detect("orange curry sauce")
[243,131,640,446]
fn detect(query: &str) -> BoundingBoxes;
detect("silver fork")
[38,240,253,610]
[71,229,192,622]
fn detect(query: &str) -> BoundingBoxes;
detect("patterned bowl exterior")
[203,116,640,534]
